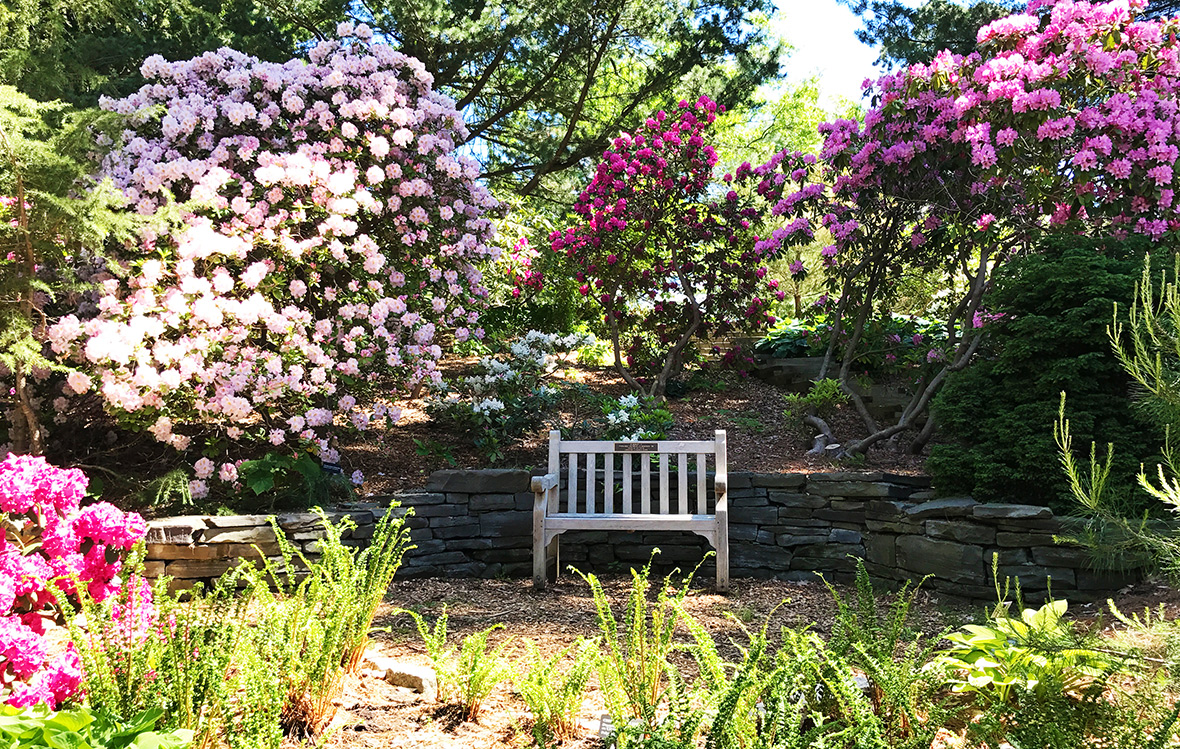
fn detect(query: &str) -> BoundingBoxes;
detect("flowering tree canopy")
[0,454,147,708]
[746,0,1180,454]
[46,25,498,487]
[552,96,787,397]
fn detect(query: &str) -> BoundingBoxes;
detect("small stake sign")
[613,442,657,452]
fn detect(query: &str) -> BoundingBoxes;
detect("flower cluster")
[426,331,592,460]
[748,0,1180,284]
[47,25,497,470]
[551,96,784,394]
[0,454,147,708]
[573,393,674,442]
[501,237,543,298]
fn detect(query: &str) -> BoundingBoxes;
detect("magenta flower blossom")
[0,455,147,708]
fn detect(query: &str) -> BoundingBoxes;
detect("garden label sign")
[614,442,658,452]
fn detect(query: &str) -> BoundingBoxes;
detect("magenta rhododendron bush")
[729,0,1180,455]
[0,454,146,707]
[46,24,498,485]
[551,96,785,395]
[753,0,1180,281]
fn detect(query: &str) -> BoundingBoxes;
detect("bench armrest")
[714,477,728,511]
[531,473,559,494]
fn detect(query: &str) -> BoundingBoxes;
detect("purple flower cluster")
[47,25,498,478]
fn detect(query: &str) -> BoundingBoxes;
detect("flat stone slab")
[205,514,275,528]
[972,504,1053,520]
[896,535,984,584]
[905,497,977,519]
[425,469,531,494]
[925,520,995,545]
[749,473,806,488]
[145,517,207,544]
[809,482,909,498]
[198,526,279,545]
[363,650,437,700]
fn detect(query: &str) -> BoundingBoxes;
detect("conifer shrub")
[929,237,1160,511]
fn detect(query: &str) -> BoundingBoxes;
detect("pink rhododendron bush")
[0,453,146,708]
[738,0,1180,455]
[551,96,784,397]
[46,24,498,488]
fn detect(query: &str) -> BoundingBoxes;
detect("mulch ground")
[344,362,927,501]
[318,575,1180,749]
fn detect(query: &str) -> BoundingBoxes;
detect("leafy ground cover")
[318,574,1180,748]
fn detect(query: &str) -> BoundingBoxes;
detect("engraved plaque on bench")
[613,442,657,452]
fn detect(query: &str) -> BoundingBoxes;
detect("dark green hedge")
[928,237,1162,513]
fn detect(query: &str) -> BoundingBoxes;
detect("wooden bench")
[531,429,728,591]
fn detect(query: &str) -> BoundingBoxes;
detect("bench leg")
[548,535,560,584]
[715,515,729,593]
[533,496,547,590]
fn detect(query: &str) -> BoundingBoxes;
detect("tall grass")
[64,504,411,744]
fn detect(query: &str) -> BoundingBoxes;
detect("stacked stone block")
[145,509,374,591]
[143,469,1140,599]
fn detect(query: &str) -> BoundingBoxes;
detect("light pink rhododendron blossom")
[750,0,1180,281]
[48,26,497,468]
[0,455,147,708]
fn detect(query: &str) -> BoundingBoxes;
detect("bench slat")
[641,456,651,514]
[623,454,632,514]
[604,453,614,514]
[586,453,596,515]
[558,439,717,454]
[547,513,715,533]
[569,453,579,514]
[696,452,707,515]
[659,454,669,514]
[678,453,688,513]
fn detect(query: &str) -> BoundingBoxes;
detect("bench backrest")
[544,429,726,517]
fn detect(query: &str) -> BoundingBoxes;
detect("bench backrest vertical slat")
[677,453,688,513]
[659,454,670,514]
[548,429,561,513]
[696,452,707,514]
[623,454,633,514]
[586,452,597,515]
[569,452,579,514]
[604,454,614,513]
[641,455,652,513]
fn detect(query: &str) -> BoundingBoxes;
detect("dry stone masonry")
[144,469,1138,599]
[145,509,377,591]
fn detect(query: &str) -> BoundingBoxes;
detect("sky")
[771,0,882,108]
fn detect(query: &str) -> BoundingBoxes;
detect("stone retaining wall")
[145,510,377,591]
[144,469,1138,599]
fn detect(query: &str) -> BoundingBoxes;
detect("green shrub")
[930,236,1161,510]
[453,625,512,721]
[425,330,590,461]
[400,608,512,721]
[756,311,948,371]
[0,705,193,749]
[935,598,1118,704]
[517,638,597,747]
[244,506,411,737]
[576,554,704,748]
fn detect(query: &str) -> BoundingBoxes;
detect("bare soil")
[319,574,1179,749]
